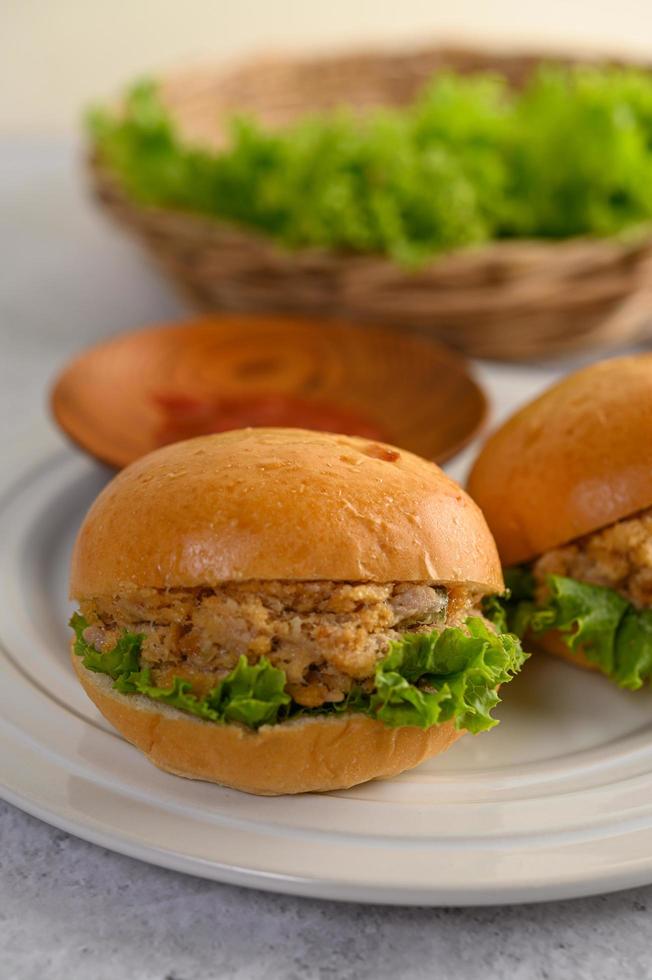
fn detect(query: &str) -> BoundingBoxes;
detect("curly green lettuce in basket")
[87,65,652,264]
[483,570,652,690]
[71,612,526,734]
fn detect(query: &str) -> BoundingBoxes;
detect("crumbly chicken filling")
[79,581,480,708]
[533,507,652,609]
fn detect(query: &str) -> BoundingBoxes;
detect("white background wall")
[3,0,652,135]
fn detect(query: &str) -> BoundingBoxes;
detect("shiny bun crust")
[468,355,652,566]
[71,428,502,596]
[73,656,463,795]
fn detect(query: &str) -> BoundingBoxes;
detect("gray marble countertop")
[3,140,652,980]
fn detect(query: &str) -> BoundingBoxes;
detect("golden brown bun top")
[468,354,652,565]
[71,428,502,597]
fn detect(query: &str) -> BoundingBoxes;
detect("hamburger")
[468,354,652,690]
[69,428,525,795]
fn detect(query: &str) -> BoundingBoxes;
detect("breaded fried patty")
[532,507,652,609]
[79,580,481,707]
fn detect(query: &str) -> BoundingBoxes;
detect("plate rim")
[3,422,652,905]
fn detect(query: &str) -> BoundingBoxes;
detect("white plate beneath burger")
[4,422,652,904]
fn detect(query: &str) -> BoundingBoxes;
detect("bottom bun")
[527,630,598,674]
[73,654,464,795]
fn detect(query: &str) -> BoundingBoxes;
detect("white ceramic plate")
[4,425,652,905]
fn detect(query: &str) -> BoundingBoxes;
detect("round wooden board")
[51,314,487,468]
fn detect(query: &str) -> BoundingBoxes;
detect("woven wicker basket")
[88,45,652,360]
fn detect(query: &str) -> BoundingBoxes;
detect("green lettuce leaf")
[88,66,652,265]
[371,618,524,733]
[612,608,652,689]
[531,576,628,676]
[484,572,652,690]
[479,593,509,635]
[205,656,292,727]
[70,612,525,732]
[482,569,537,638]
[70,612,141,677]
[116,668,222,722]
[71,615,290,727]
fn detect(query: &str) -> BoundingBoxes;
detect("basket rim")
[154,39,652,93]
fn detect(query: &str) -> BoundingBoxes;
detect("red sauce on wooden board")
[152,391,387,445]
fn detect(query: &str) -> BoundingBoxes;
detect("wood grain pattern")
[50,313,487,469]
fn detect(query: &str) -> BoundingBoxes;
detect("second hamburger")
[469,354,652,690]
